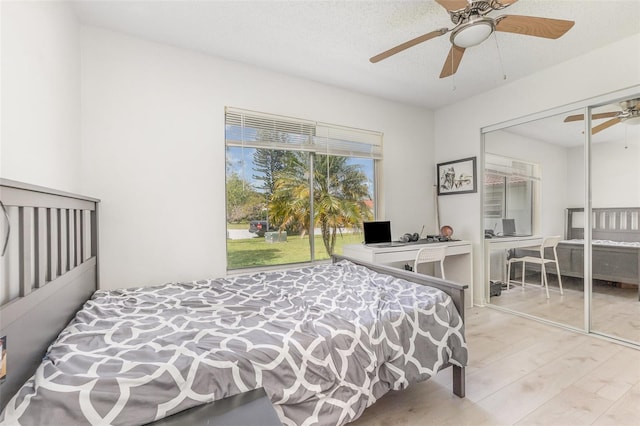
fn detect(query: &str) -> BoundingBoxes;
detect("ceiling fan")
[564,98,640,134]
[369,0,575,78]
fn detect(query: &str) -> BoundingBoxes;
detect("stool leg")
[540,265,544,287]
[507,261,511,290]
[555,261,563,295]
[521,261,526,290]
[542,262,549,298]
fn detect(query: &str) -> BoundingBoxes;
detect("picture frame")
[437,156,477,195]
[0,335,5,384]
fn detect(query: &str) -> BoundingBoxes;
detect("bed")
[558,207,640,300]
[0,179,467,425]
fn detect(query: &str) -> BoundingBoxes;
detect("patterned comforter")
[1,260,467,426]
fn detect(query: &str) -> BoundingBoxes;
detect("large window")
[484,153,540,236]
[225,108,382,270]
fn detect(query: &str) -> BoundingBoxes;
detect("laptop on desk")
[501,218,530,237]
[363,221,407,247]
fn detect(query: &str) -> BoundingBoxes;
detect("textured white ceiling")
[74,0,640,109]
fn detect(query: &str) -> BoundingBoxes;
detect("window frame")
[225,107,382,270]
[484,153,540,236]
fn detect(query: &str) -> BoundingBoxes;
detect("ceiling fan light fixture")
[451,17,495,48]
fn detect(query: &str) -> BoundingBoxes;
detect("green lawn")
[227,232,363,269]
[227,222,249,230]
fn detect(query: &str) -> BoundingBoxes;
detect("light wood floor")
[349,307,640,426]
[490,275,640,343]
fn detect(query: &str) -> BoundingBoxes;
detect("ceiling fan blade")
[592,112,621,120]
[435,0,472,11]
[370,29,448,63]
[495,15,575,39]
[564,112,619,123]
[439,45,466,78]
[592,117,621,134]
[564,114,584,123]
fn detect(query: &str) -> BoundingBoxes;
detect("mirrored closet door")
[484,91,640,346]
[483,110,585,331]
[588,97,640,344]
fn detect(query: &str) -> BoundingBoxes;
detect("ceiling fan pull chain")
[624,124,628,149]
[492,32,507,80]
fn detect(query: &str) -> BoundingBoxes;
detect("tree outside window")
[225,109,379,270]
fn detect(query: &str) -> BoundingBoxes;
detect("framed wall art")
[437,156,477,195]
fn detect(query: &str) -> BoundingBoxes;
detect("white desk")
[343,240,473,308]
[484,235,543,301]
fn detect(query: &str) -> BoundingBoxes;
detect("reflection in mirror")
[588,97,640,343]
[484,108,585,331]
[484,94,640,345]
[484,154,539,237]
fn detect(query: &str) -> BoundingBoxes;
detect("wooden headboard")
[0,179,100,410]
[566,207,640,243]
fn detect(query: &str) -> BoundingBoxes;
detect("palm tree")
[269,152,373,256]
[269,152,311,236]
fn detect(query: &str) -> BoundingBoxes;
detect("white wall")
[485,130,568,237]
[1,1,81,193]
[80,27,436,290]
[6,2,638,298]
[435,34,640,305]
[566,137,640,208]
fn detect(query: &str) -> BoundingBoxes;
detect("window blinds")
[485,154,540,181]
[225,107,383,159]
[314,123,382,159]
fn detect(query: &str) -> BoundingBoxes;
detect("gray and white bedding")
[1,260,467,426]
[562,239,640,247]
